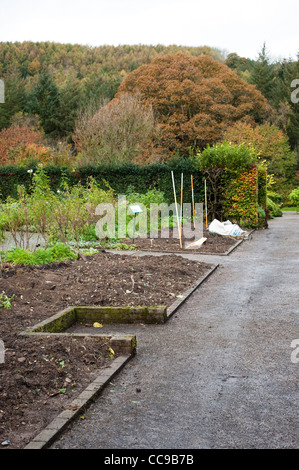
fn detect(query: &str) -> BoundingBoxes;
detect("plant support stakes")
[204,179,208,229]
[171,171,182,249]
[180,173,184,243]
[191,175,195,227]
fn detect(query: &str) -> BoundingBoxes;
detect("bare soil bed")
[125,227,244,254]
[0,250,212,449]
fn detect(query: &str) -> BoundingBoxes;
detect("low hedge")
[0,159,207,204]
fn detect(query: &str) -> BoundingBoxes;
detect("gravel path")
[51,213,299,449]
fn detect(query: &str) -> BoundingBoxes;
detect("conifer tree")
[0,66,26,130]
[250,43,275,101]
[26,69,60,136]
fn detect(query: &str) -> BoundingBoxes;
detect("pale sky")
[0,0,298,61]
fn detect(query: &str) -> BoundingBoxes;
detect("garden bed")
[123,227,245,255]
[0,250,212,449]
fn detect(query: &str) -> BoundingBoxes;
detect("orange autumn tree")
[0,124,43,166]
[116,53,271,157]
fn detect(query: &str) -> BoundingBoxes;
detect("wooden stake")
[180,173,183,247]
[204,179,208,228]
[171,171,182,248]
[191,174,195,227]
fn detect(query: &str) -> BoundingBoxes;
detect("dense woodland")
[0,42,226,137]
[0,41,298,198]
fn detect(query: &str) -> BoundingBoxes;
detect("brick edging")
[24,354,133,449]
[166,264,218,319]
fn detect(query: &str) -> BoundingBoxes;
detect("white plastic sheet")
[208,219,246,236]
[185,237,207,249]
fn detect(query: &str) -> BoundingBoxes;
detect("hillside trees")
[271,56,299,151]
[0,124,43,165]
[116,53,270,156]
[250,43,276,101]
[0,41,297,182]
[0,65,26,129]
[224,53,255,83]
[26,70,61,136]
[223,122,297,191]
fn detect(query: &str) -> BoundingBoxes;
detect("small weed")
[0,292,14,309]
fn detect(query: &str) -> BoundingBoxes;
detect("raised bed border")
[20,306,168,335]
[120,229,255,257]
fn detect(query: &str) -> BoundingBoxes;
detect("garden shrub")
[266,197,283,218]
[198,142,260,226]
[222,165,259,227]
[267,190,283,205]
[289,187,299,211]
[0,166,115,250]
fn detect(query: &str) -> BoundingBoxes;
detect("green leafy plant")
[0,291,14,308]
[1,243,77,265]
[198,143,259,225]
[289,187,299,212]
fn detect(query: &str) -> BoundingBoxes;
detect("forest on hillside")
[0,41,298,198]
[0,42,226,136]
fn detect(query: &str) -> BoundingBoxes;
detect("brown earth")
[124,226,244,253]
[0,250,212,449]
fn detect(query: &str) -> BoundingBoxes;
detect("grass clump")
[1,243,77,266]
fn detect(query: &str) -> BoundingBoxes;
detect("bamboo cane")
[180,173,183,247]
[171,171,182,248]
[191,174,195,227]
[204,179,208,228]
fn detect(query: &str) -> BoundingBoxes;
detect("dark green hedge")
[0,159,206,204]
[0,166,32,199]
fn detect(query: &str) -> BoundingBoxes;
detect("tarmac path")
[51,212,299,449]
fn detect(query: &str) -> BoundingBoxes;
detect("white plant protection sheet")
[208,219,246,236]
